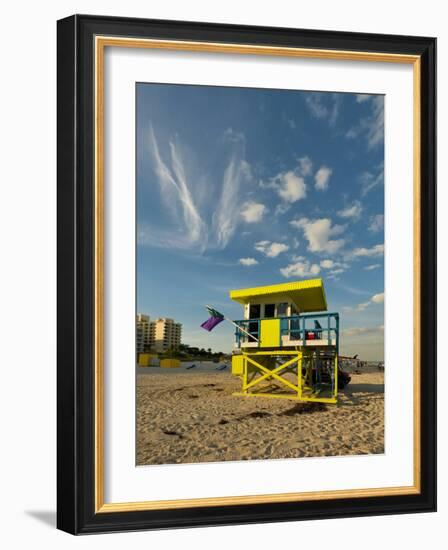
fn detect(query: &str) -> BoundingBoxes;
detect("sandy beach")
[136,363,384,465]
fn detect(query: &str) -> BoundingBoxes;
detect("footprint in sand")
[162,429,184,439]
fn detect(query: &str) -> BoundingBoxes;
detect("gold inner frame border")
[94,36,421,513]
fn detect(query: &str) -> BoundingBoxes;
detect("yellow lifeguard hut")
[229,278,340,404]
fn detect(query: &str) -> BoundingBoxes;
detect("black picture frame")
[57,14,436,535]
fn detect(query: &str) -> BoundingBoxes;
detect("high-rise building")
[152,317,182,352]
[136,314,153,354]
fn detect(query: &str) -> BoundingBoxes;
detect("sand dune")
[136,369,384,465]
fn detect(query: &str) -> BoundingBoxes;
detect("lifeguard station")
[230,279,340,404]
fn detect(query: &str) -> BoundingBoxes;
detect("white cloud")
[338,200,363,220]
[364,264,381,270]
[357,301,371,311]
[351,244,384,258]
[368,214,384,233]
[275,171,307,203]
[280,260,321,278]
[298,156,313,176]
[314,166,332,191]
[239,257,259,266]
[371,292,384,304]
[268,157,315,209]
[255,241,289,258]
[320,259,348,278]
[241,201,267,223]
[290,217,346,254]
[346,291,384,312]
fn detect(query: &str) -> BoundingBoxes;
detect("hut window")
[248,304,260,342]
[264,304,275,318]
[276,303,288,317]
[249,304,261,319]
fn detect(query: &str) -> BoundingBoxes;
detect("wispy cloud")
[290,217,346,254]
[320,259,348,278]
[298,156,313,176]
[169,141,205,243]
[305,93,340,126]
[142,125,255,252]
[356,94,372,104]
[320,258,348,281]
[338,200,363,220]
[146,125,206,249]
[336,283,372,296]
[368,214,384,233]
[326,268,345,280]
[314,166,332,191]
[365,96,384,149]
[239,257,259,266]
[213,129,252,248]
[342,325,384,337]
[364,263,381,270]
[255,241,289,258]
[359,163,384,196]
[137,223,197,250]
[346,95,384,149]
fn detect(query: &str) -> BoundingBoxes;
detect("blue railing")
[234,312,339,349]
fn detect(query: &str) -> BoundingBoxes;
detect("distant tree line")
[144,343,230,361]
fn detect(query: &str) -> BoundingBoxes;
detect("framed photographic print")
[57,14,436,534]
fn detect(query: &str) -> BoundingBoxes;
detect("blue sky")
[136,84,385,360]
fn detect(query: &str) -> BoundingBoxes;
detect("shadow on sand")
[345,383,384,393]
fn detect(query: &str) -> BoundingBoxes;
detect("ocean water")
[136,360,231,375]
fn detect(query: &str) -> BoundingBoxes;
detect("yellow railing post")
[334,353,338,400]
[243,354,248,393]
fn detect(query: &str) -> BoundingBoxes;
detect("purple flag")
[200,316,224,332]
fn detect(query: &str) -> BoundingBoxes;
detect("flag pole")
[224,315,260,343]
[205,305,259,343]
